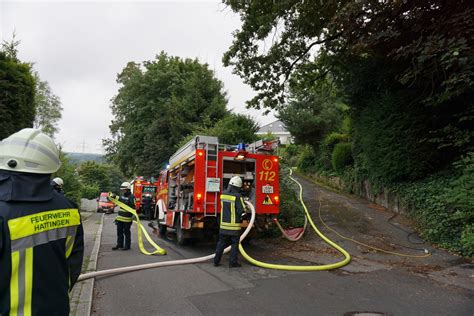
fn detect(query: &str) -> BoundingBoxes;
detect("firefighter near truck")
[153,135,280,245]
[131,177,158,219]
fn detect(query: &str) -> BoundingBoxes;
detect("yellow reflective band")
[8,209,80,240]
[220,224,241,231]
[65,235,74,258]
[10,251,19,316]
[221,222,241,227]
[230,203,235,224]
[110,195,166,256]
[115,215,133,222]
[24,247,33,316]
[220,194,236,201]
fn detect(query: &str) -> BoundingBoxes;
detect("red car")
[97,192,115,214]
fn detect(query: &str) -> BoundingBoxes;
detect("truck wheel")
[175,216,186,246]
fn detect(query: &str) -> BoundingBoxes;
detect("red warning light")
[274,195,280,204]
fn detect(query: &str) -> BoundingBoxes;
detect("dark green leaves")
[105,52,228,176]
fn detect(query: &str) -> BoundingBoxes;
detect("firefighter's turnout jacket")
[219,186,246,236]
[0,170,84,315]
[115,191,135,222]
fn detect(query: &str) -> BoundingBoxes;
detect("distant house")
[256,120,292,144]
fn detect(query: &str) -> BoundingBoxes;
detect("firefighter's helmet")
[0,128,61,174]
[52,177,64,186]
[120,182,131,190]
[229,176,243,188]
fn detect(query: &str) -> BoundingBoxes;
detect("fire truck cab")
[154,135,279,245]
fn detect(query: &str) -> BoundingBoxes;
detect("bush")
[297,145,321,173]
[278,167,306,228]
[80,183,100,200]
[54,152,82,204]
[323,132,350,152]
[331,142,353,172]
[352,92,437,185]
[461,224,474,257]
[394,154,474,257]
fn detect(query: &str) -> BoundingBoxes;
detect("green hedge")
[332,142,353,172]
[394,153,474,257]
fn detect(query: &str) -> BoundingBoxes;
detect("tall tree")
[180,113,259,147]
[0,41,35,139]
[223,0,473,180]
[33,72,63,137]
[105,52,228,176]
[278,79,346,150]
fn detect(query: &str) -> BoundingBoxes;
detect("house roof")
[256,120,290,134]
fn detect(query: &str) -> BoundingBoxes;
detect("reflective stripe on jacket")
[219,192,245,236]
[115,192,135,223]
[0,171,84,316]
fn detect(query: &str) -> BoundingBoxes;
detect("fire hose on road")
[77,172,352,281]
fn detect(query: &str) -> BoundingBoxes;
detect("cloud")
[2,1,276,153]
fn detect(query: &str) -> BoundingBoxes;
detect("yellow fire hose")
[77,200,257,281]
[238,169,351,271]
[111,197,167,256]
[78,172,352,281]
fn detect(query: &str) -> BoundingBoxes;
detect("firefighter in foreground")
[112,182,135,250]
[0,128,84,315]
[214,175,247,268]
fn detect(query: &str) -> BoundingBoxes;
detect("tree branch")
[284,32,342,83]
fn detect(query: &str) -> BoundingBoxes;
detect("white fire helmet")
[52,177,64,186]
[120,182,131,190]
[229,175,243,188]
[0,128,61,174]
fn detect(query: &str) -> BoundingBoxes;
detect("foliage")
[224,0,473,176]
[352,91,438,186]
[105,52,228,176]
[0,51,35,140]
[77,161,109,191]
[77,161,125,194]
[179,113,259,147]
[446,152,474,211]
[278,167,306,228]
[331,142,353,173]
[393,155,474,257]
[33,72,62,138]
[323,132,350,153]
[278,81,346,150]
[223,1,473,256]
[296,146,318,174]
[54,152,82,204]
[460,225,474,257]
[80,183,100,200]
[65,152,105,164]
[224,1,473,112]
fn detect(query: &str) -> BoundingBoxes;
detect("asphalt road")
[90,176,473,316]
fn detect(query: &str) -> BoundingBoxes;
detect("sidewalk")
[69,212,104,316]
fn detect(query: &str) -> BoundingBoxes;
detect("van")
[97,192,115,214]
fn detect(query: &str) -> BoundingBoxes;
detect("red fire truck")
[153,135,280,245]
[131,177,158,215]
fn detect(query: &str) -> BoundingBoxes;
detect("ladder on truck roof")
[169,135,219,169]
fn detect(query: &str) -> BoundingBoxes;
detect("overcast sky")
[1,0,276,153]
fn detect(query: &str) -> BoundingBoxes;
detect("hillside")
[66,152,105,164]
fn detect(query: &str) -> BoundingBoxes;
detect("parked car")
[97,192,115,214]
